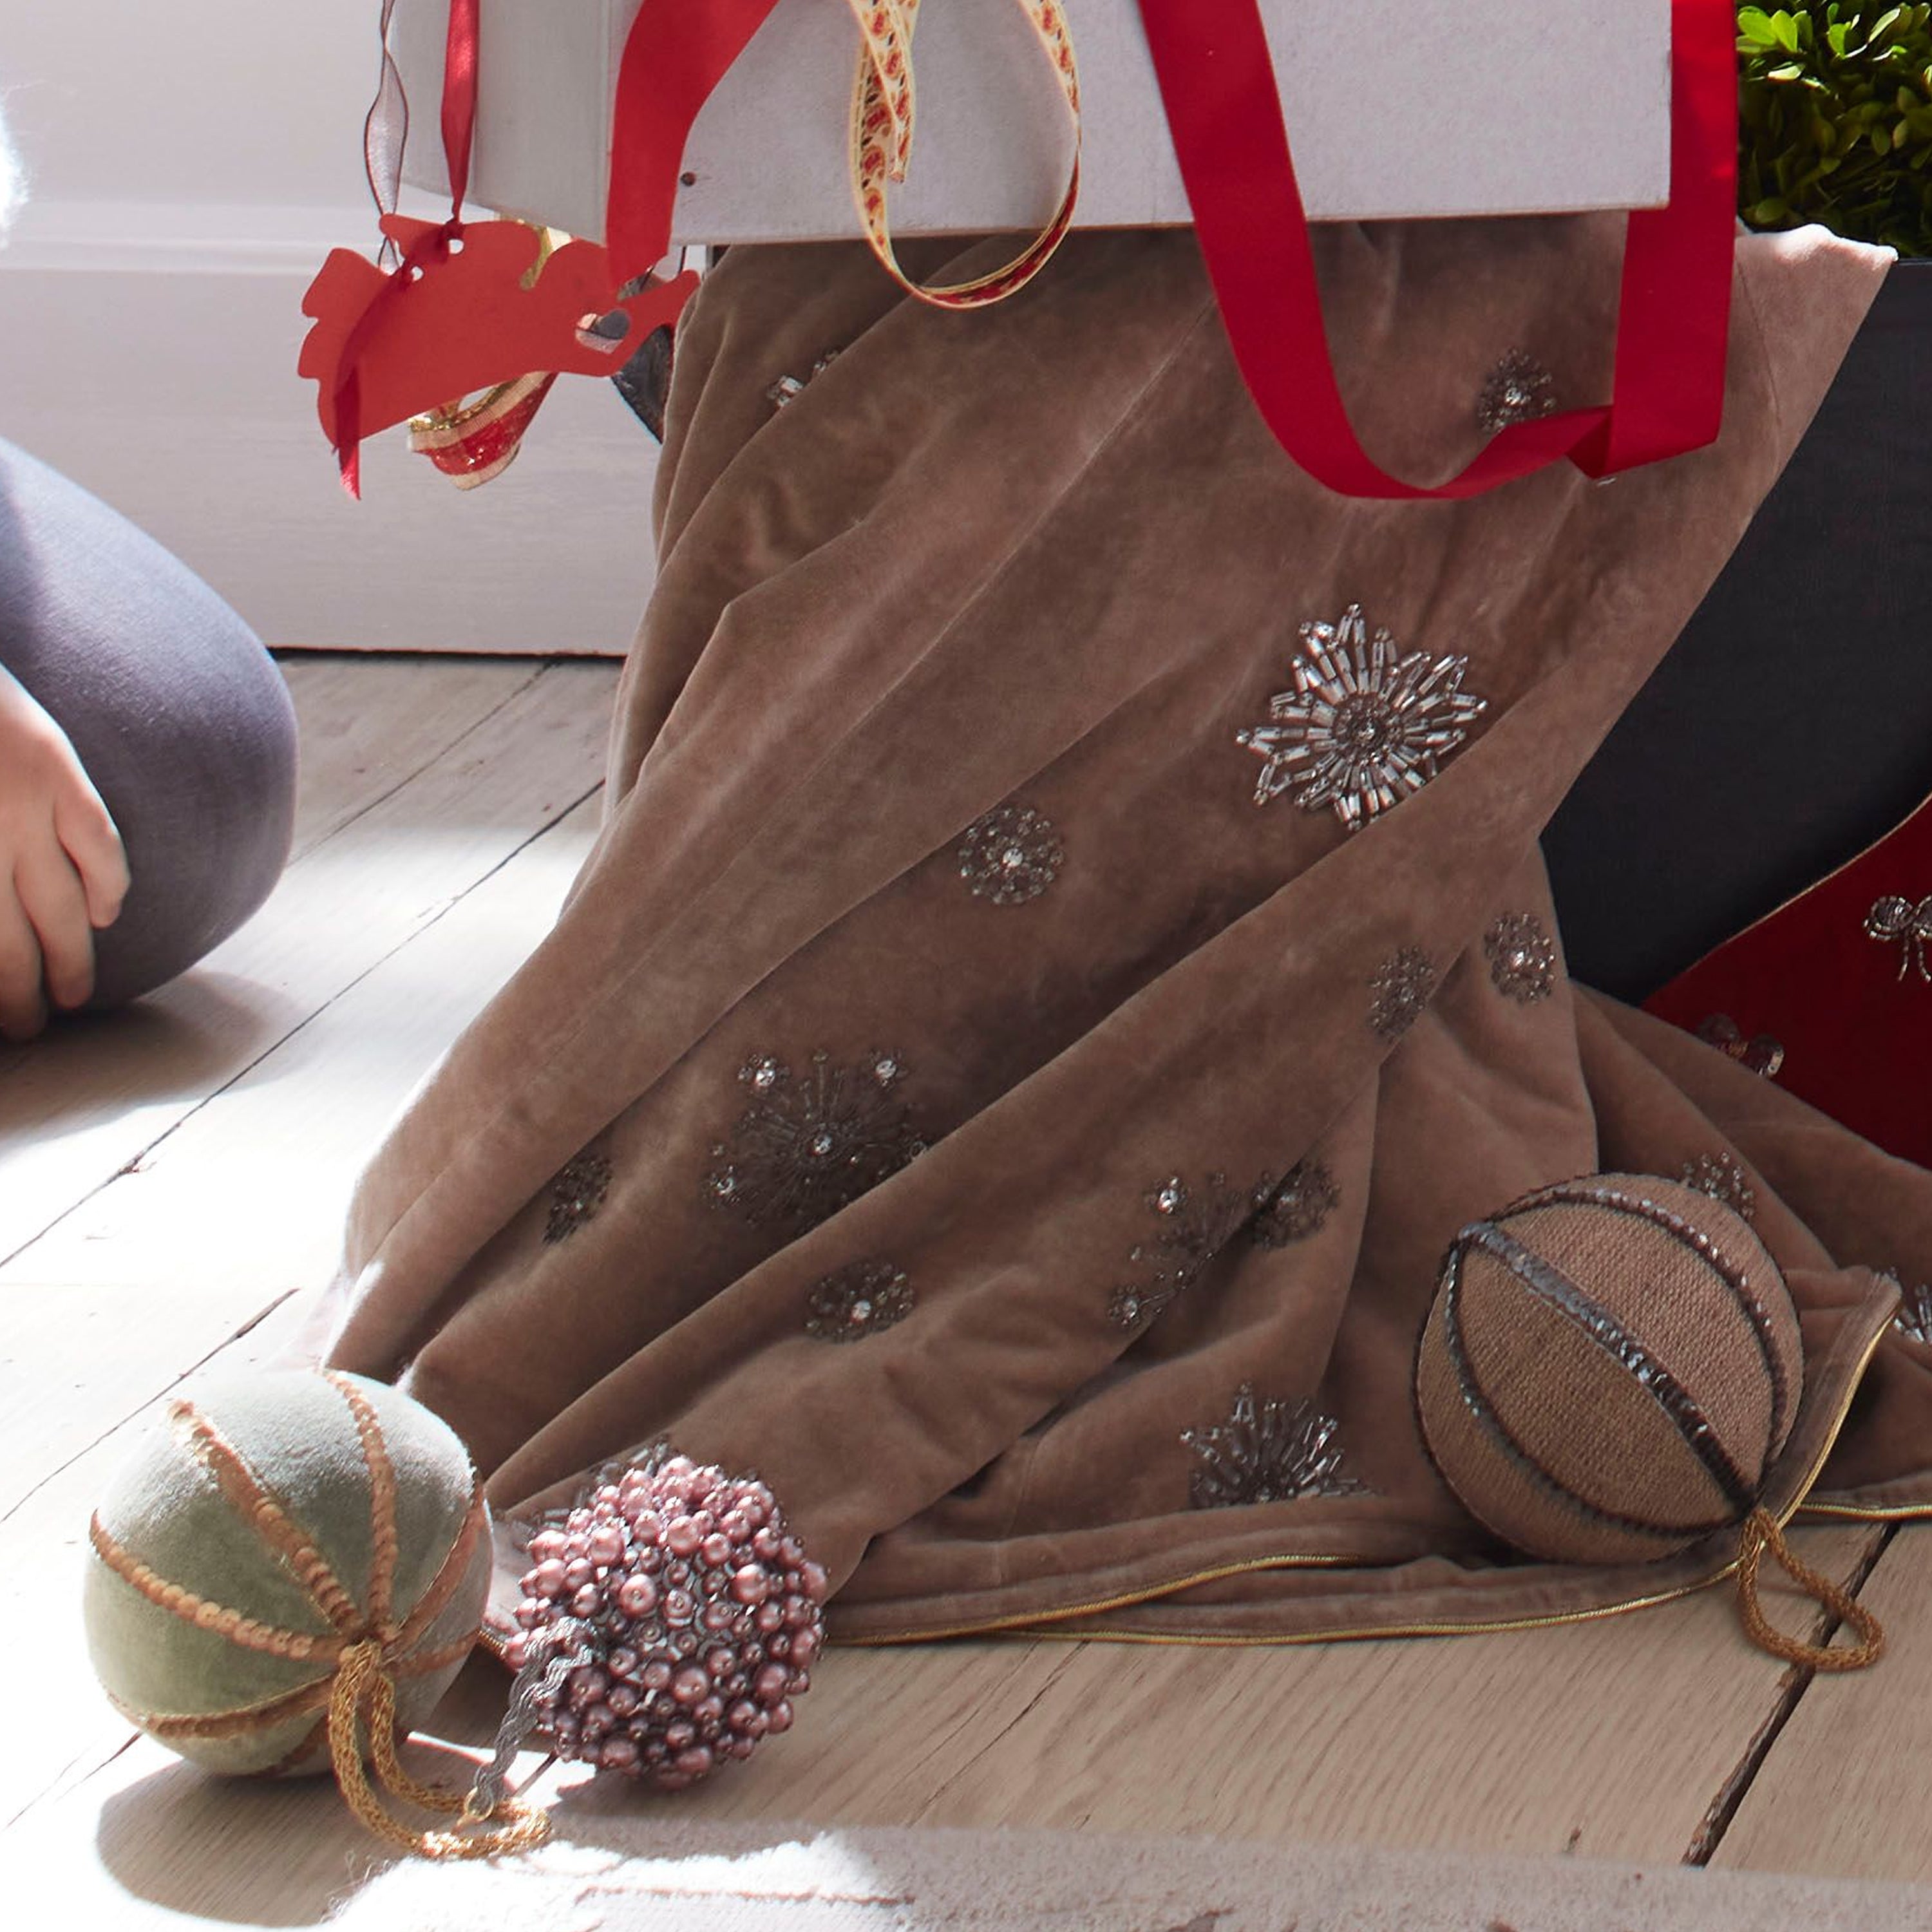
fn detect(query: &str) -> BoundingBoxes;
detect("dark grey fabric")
[1547,257,1932,1002]
[0,438,296,1009]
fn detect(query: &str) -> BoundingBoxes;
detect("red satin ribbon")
[1135,0,1739,497]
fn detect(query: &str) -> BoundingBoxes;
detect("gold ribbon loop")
[849,0,1082,310]
[1736,1507,1886,1672]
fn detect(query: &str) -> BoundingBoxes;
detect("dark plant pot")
[1546,256,1932,1003]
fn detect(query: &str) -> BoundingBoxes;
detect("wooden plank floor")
[0,654,1921,1923]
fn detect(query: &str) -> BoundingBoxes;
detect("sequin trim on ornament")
[1889,1276,1932,1347]
[1680,1151,1757,1223]
[1252,1159,1340,1247]
[545,1153,614,1244]
[1109,1171,1274,1331]
[1182,1384,1371,1509]
[1695,1014,1786,1079]
[958,804,1064,905]
[705,1050,925,1233]
[1476,349,1557,435]
[1369,946,1439,1041]
[766,350,841,412]
[804,1261,916,1343]
[1484,912,1557,1005]
[507,1452,827,1791]
[1864,894,1932,981]
[1237,604,1488,833]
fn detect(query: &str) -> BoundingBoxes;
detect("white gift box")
[392,0,1673,244]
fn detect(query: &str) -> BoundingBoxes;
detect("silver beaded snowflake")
[705,1049,925,1232]
[1484,912,1558,1005]
[1680,1151,1756,1223]
[1864,893,1932,981]
[958,804,1064,905]
[544,1153,614,1244]
[1109,1171,1273,1331]
[1182,1384,1370,1510]
[766,348,841,411]
[804,1260,917,1343]
[1884,1274,1932,1347]
[1236,605,1488,833]
[1368,946,1439,1041]
[1476,349,1557,435]
[1252,1159,1340,1247]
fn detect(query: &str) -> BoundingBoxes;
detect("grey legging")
[0,438,296,1009]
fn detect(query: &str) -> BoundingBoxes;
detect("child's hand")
[0,667,128,1039]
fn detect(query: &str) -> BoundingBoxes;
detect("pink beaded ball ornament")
[506,1452,826,1791]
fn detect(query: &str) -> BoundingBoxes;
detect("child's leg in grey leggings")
[0,438,297,1010]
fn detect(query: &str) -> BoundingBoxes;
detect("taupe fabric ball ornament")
[1416,1175,1803,1566]
[84,1368,545,1857]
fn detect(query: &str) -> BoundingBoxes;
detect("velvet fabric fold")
[319,218,1932,1643]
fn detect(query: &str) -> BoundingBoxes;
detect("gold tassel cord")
[327,1640,552,1860]
[1736,1506,1886,1671]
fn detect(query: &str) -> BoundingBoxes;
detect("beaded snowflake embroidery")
[1237,605,1488,832]
[544,1153,614,1244]
[1109,1171,1274,1331]
[958,804,1065,905]
[706,1050,924,1232]
[1253,1159,1340,1247]
[804,1260,917,1343]
[1476,350,1557,435]
[1897,1283,1932,1346]
[1369,946,1440,1041]
[766,350,841,411]
[1695,1014,1786,1079]
[1484,912,1558,1005]
[1680,1151,1757,1223]
[1182,1384,1371,1509]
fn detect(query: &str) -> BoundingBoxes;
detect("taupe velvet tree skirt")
[316,218,1932,1643]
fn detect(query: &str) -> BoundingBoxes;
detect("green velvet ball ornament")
[84,1368,489,1780]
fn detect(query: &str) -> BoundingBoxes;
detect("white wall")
[0,2,658,653]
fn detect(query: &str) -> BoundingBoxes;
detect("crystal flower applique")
[1891,1277,1932,1348]
[1252,1159,1340,1247]
[706,1050,925,1232]
[1110,1171,1273,1331]
[958,804,1065,905]
[804,1261,917,1343]
[1864,894,1932,981]
[1237,604,1488,833]
[1182,1384,1371,1509]
[544,1152,614,1244]
[1695,1014,1785,1079]
[1476,350,1557,435]
[1484,912,1558,1005]
[1368,946,1439,1041]
[1680,1151,1756,1223]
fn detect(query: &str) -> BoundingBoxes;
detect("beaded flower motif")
[545,1153,614,1244]
[1237,605,1488,833]
[1182,1384,1372,1510]
[706,1050,924,1233]
[1680,1151,1757,1224]
[1110,1171,1274,1331]
[1252,1159,1340,1247]
[1369,946,1440,1041]
[1484,912,1558,1005]
[958,804,1064,905]
[1864,894,1932,981]
[804,1261,917,1343]
[1476,350,1557,435]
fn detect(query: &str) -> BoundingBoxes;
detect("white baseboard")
[0,202,661,655]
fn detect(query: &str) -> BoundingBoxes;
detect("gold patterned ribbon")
[845,0,1082,308]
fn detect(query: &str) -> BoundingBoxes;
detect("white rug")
[326,1806,1929,1930]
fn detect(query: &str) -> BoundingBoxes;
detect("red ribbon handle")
[1134,0,1739,498]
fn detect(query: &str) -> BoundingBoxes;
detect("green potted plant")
[1544,3,1932,1003]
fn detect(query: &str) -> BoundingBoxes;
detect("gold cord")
[1736,1507,1885,1671]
